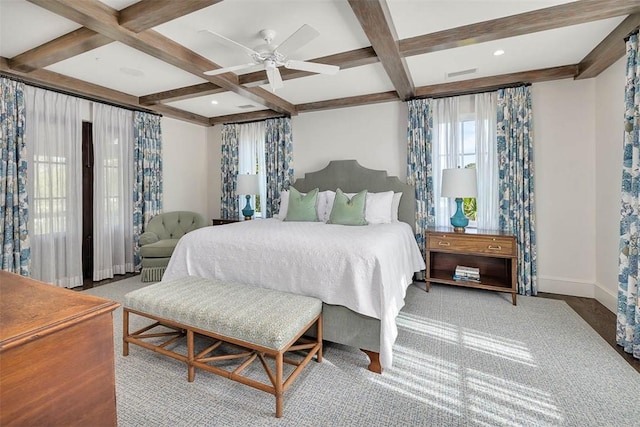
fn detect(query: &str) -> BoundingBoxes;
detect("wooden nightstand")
[425,227,518,305]
[211,218,239,226]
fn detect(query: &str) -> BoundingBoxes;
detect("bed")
[163,160,425,372]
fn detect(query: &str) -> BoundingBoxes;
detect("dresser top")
[426,227,514,238]
[0,271,119,351]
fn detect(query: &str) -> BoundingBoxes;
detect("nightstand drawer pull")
[488,245,502,250]
[438,242,450,246]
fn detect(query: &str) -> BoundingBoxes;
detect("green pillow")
[285,187,319,222]
[328,189,368,226]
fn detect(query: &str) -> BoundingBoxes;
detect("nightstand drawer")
[427,234,515,256]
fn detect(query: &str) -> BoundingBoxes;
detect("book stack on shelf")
[453,265,480,283]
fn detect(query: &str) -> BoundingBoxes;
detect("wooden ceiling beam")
[348,0,414,100]
[140,83,225,105]
[297,91,399,113]
[414,65,578,98]
[209,110,285,126]
[399,0,640,58]
[576,14,640,79]
[26,0,297,116]
[119,0,222,32]
[9,27,112,72]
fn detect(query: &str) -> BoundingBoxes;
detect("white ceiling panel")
[154,0,371,69]
[45,42,207,96]
[388,0,574,38]
[263,63,395,105]
[166,91,268,117]
[0,0,82,58]
[407,17,626,87]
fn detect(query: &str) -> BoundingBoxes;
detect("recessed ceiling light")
[493,49,505,56]
[211,100,218,105]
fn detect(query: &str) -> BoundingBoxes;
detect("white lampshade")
[441,168,477,198]
[237,173,260,195]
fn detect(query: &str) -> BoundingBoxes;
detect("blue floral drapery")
[0,77,29,275]
[133,111,163,270]
[407,98,435,256]
[496,85,538,296]
[220,123,240,219]
[264,117,294,218]
[617,31,640,360]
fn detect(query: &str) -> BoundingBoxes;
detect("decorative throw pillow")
[284,187,319,222]
[328,189,368,226]
[276,190,289,220]
[364,191,394,224]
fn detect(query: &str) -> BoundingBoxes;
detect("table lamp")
[237,173,260,220]
[441,167,477,232]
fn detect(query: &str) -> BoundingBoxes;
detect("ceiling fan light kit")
[202,24,340,92]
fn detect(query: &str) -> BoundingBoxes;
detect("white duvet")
[163,219,426,369]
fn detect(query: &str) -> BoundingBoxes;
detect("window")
[237,122,266,219]
[433,93,498,230]
[32,154,68,235]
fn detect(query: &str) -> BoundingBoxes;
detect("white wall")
[532,78,597,297]
[292,102,408,180]
[161,117,208,220]
[595,57,625,312]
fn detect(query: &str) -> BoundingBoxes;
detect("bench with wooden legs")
[122,276,323,418]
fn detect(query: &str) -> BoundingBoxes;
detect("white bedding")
[163,219,425,369]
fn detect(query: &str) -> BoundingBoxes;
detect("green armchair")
[139,211,206,282]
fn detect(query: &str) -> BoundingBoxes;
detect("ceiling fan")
[201,24,340,92]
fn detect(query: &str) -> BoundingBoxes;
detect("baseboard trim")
[538,275,618,314]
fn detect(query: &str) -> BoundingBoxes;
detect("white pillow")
[391,192,403,222]
[319,190,336,222]
[365,191,395,224]
[276,190,289,220]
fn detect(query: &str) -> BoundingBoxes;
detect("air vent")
[237,104,256,109]
[446,68,478,78]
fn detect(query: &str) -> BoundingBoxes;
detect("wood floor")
[537,292,640,374]
[83,274,639,374]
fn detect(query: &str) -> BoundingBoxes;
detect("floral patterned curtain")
[220,123,240,219]
[617,30,640,360]
[407,98,435,257]
[0,77,30,276]
[264,117,294,218]
[496,85,538,296]
[133,111,163,270]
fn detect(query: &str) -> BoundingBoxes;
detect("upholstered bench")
[122,276,323,418]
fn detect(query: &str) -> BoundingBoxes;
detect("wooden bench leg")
[275,352,283,418]
[123,309,129,356]
[316,315,323,363]
[361,349,382,374]
[187,329,195,382]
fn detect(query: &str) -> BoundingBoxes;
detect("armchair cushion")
[139,231,160,246]
[140,239,180,258]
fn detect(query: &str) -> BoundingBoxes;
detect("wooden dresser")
[0,271,120,426]
[425,228,518,305]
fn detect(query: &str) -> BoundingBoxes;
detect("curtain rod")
[411,82,532,101]
[222,115,289,126]
[0,72,161,117]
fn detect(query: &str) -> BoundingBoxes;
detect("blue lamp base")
[450,197,469,232]
[241,195,254,220]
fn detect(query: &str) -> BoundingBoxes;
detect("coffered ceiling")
[1,0,638,126]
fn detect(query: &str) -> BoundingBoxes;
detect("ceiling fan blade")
[285,60,339,75]
[203,63,262,76]
[199,29,258,57]
[274,24,319,57]
[266,67,284,92]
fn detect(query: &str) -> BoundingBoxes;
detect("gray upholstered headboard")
[292,160,416,232]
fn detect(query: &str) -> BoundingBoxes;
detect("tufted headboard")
[292,160,416,232]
